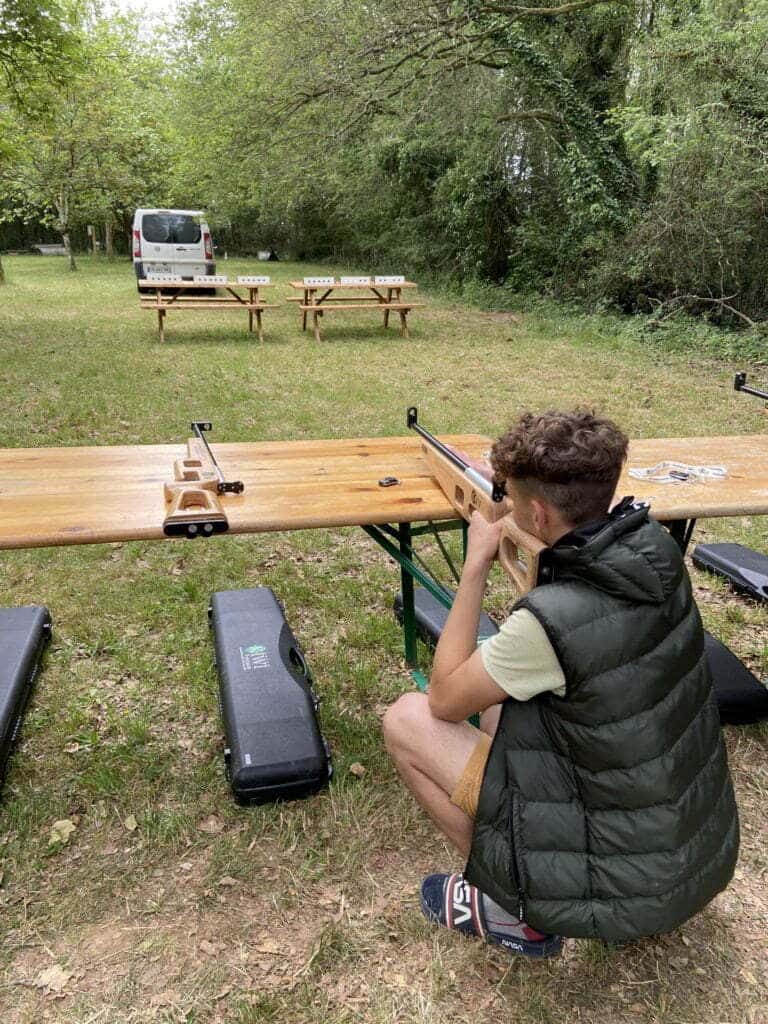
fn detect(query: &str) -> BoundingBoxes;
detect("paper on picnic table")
[628,461,728,484]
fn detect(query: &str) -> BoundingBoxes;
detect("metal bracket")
[191,421,244,494]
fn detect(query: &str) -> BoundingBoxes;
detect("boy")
[383,409,739,956]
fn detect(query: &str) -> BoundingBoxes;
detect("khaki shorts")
[449,732,492,818]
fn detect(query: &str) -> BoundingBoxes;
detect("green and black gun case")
[209,587,331,804]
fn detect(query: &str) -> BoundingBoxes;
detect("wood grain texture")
[0,434,766,550]
[621,435,768,520]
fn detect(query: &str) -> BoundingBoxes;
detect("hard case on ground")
[692,542,768,603]
[0,605,52,790]
[209,587,332,805]
[394,587,500,646]
[703,631,768,725]
[394,587,768,725]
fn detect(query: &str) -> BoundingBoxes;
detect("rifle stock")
[420,443,506,523]
[498,516,546,597]
[163,435,230,538]
[415,421,546,596]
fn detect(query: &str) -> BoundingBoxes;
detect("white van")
[133,208,215,289]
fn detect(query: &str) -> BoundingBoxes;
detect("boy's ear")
[530,497,550,531]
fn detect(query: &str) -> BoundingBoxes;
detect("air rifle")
[734,372,768,403]
[407,407,546,596]
[163,422,244,538]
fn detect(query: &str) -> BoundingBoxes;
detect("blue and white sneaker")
[420,872,562,958]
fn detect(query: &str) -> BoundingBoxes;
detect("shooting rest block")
[1,434,767,551]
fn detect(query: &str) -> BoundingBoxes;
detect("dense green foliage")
[1,0,767,327]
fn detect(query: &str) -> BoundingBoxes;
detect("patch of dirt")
[4,809,767,1023]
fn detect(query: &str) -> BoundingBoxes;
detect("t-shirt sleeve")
[480,608,566,701]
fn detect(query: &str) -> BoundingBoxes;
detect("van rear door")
[170,214,206,277]
[141,211,210,278]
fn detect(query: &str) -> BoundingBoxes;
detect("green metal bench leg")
[398,522,418,668]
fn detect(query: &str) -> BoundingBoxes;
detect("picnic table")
[288,276,422,341]
[1,431,767,673]
[139,275,278,342]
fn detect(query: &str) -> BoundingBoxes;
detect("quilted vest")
[465,504,739,940]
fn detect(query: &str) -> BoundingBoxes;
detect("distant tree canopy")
[1,0,767,324]
[0,6,172,271]
[0,0,79,93]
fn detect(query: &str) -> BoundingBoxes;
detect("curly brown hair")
[490,409,629,525]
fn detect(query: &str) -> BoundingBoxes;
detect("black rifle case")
[209,587,332,804]
[692,542,768,604]
[0,605,52,789]
[394,587,499,646]
[395,586,768,725]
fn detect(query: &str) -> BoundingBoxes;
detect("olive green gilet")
[465,505,739,941]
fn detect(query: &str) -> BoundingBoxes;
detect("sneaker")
[420,872,562,958]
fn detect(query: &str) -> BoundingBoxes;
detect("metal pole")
[398,522,418,667]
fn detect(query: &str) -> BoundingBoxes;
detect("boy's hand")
[465,511,504,567]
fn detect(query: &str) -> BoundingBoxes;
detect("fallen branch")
[680,294,757,329]
[646,292,761,330]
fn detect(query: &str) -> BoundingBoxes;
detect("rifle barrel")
[191,421,244,494]
[192,421,225,486]
[734,373,768,402]
[407,407,495,499]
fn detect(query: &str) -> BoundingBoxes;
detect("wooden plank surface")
[140,280,275,289]
[622,435,768,521]
[0,434,766,551]
[288,281,418,290]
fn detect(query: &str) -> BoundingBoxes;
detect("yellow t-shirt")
[480,608,566,701]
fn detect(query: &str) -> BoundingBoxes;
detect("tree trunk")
[105,219,113,258]
[63,232,77,272]
[0,253,5,285]
[56,181,77,272]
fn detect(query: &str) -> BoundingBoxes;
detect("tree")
[0,0,80,281]
[604,0,768,321]
[2,13,174,271]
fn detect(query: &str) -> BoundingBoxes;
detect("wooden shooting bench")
[139,276,278,342]
[288,276,422,342]
[1,430,767,683]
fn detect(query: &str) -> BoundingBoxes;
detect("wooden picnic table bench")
[289,276,422,341]
[139,276,278,342]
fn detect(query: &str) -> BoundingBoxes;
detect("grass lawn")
[0,254,766,1023]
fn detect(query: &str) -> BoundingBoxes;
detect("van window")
[142,213,202,245]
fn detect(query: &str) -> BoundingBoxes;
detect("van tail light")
[203,231,213,260]
[133,229,141,258]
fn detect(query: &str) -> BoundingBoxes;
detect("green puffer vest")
[465,504,739,941]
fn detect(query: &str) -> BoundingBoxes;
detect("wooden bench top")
[298,303,421,311]
[1,433,766,551]
[140,280,274,289]
[289,280,417,290]
[140,301,279,310]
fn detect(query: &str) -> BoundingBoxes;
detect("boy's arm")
[428,513,508,722]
